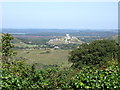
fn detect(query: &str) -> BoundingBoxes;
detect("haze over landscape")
[1,2,118,31]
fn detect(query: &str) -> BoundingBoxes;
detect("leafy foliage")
[70,66,120,89]
[68,39,119,68]
[1,33,16,64]
[1,65,120,89]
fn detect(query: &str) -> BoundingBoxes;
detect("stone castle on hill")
[48,34,84,45]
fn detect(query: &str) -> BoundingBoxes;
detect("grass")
[15,49,72,67]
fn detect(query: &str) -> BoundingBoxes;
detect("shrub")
[1,65,120,89]
[68,40,119,68]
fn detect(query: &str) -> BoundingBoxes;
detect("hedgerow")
[1,64,120,89]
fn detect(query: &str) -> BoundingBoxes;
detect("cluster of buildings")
[48,34,83,44]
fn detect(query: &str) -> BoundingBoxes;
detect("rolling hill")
[0,33,38,49]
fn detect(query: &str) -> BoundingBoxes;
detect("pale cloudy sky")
[1,2,118,29]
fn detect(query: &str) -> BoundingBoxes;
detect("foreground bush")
[70,66,120,89]
[1,63,120,89]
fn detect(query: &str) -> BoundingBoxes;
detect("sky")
[0,2,118,29]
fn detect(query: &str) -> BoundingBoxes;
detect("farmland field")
[15,49,71,67]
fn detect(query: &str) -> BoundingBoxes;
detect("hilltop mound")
[48,34,84,45]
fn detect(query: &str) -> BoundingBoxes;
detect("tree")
[68,39,119,68]
[2,33,16,64]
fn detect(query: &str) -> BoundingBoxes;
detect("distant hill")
[12,38,38,48]
[1,29,118,41]
[48,34,84,45]
[2,28,118,34]
[0,33,38,48]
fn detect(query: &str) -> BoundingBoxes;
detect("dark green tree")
[2,33,16,64]
[68,39,119,68]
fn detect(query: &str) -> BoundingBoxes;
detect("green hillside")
[12,38,38,48]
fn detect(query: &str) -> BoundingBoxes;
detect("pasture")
[15,49,72,67]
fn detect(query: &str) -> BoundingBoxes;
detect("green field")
[15,49,72,67]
